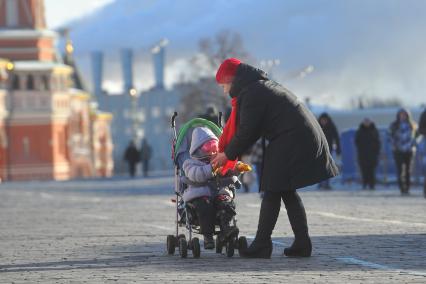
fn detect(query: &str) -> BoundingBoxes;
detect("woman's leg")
[254,191,282,241]
[359,161,368,189]
[404,152,413,193]
[394,152,404,193]
[281,190,312,257]
[242,190,280,258]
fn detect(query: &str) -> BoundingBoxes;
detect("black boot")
[241,238,272,258]
[282,191,312,257]
[204,234,215,250]
[241,191,281,258]
[283,237,312,257]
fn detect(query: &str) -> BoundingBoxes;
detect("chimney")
[151,39,168,89]
[91,51,104,98]
[121,48,134,93]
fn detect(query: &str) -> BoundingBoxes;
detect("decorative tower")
[1,0,79,180]
[0,0,56,61]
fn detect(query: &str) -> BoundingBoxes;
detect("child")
[182,127,239,249]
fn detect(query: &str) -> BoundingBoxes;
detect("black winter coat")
[318,113,341,155]
[355,123,381,167]
[419,109,426,136]
[224,64,339,192]
[124,145,140,164]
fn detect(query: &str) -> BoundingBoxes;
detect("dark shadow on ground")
[1,234,425,274]
[0,176,175,196]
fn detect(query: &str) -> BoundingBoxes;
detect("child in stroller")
[167,115,249,258]
[182,126,239,249]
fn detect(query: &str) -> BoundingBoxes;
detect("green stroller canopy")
[175,118,222,159]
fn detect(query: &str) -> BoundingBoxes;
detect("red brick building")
[0,0,113,181]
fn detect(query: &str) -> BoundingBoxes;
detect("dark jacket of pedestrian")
[355,120,381,167]
[140,140,152,162]
[124,142,140,164]
[224,64,339,192]
[318,112,341,155]
[419,108,426,136]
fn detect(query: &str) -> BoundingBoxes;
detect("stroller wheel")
[237,236,248,255]
[192,237,201,258]
[179,237,188,258]
[215,236,223,254]
[225,240,235,258]
[166,235,177,255]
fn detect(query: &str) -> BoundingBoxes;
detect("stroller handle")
[171,112,178,128]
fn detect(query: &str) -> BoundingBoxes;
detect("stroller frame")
[166,112,248,258]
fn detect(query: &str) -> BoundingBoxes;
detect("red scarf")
[219,97,238,152]
[218,97,238,175]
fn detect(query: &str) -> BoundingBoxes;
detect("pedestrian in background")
[140,139,152,177]
[418,107,426,198]
[200,105,220,125]
[389,109,417,195]
[318,112,341,189]
[123,141,140,178]
[355,118,381,190]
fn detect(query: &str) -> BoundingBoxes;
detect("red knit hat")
[216,58,241,84]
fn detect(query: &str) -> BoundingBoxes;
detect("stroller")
[166,112,248,258]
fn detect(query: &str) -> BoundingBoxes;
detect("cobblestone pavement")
[0,177,425,283]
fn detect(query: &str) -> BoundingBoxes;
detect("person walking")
[355,118,381,190]
[140,139,152,177]
[211,58,339,258]
[418,107,426,198]
[389,109,417,195]
[317,112,341,189]
[123,140,140,178]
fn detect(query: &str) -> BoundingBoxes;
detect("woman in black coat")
[355,118,381,189]
[212,58,339,258]
[317,112,341,189]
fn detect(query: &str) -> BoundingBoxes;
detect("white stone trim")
[0,29,57,39]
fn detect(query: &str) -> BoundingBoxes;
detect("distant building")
[0,0,113,181]
[93,42,191,174]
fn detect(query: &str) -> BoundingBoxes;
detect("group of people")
[289,108,426,197]
[352,109,425,196]
[200,57,426,259]
[123,139,153,178]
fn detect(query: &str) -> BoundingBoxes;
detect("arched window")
[26,75,34,90]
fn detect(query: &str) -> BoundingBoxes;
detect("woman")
[355,118,381,190]
[211,58,338,258]
[389,109,417,195]
[317,113,341,189]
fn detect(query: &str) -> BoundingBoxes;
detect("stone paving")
[0,177,425,283]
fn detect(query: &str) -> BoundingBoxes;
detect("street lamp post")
[128,87,140,144]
